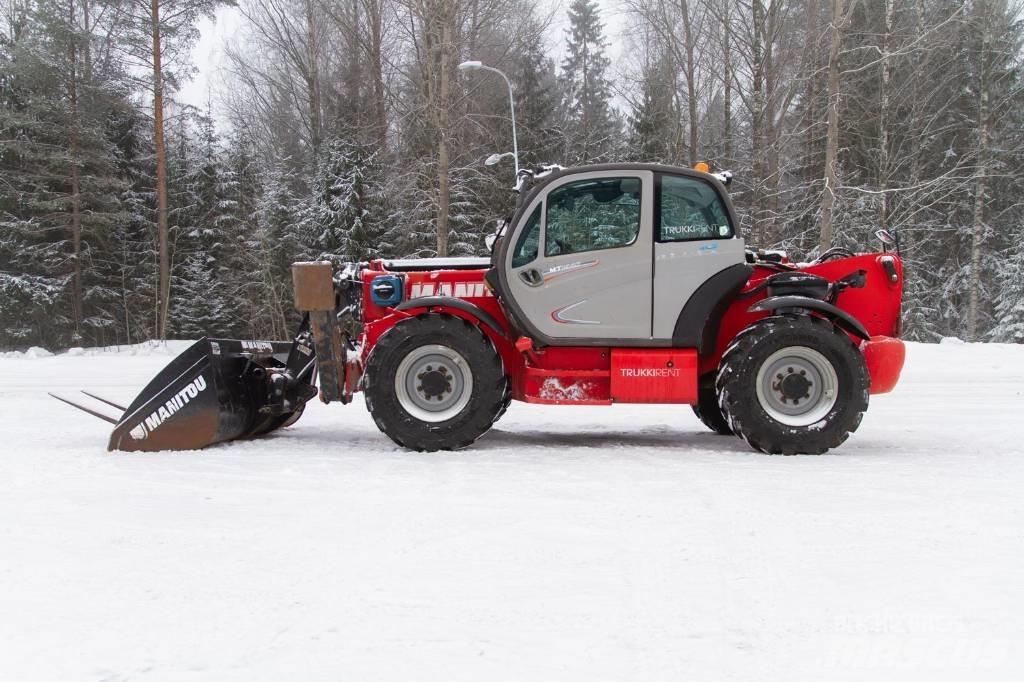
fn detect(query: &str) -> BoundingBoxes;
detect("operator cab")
[489,163,748,347]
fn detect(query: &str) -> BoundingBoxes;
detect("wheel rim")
[394,344,474,423]
[754,346,839,427]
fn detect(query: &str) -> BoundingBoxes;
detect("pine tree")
[249,156,303,339]
[300,138,351,265]
[0,4,70,348]
[341,144,390,261]
[559,0,617,164]
[991,226,1024,342]
[0,0,129,349]
[513,21,560,167]
[165,110,239,338]
[629,50,676,163]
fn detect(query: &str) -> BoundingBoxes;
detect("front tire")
[364,313,508,451]
[717,315,869,455]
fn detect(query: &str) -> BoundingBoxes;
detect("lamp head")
[458,60,483,71]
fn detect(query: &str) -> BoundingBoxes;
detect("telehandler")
[56,162,905,455]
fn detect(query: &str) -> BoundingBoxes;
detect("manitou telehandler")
[55,162,906,455]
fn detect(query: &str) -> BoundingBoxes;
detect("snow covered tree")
[300,137,390,264]
[300,138,353,265]
[164,111,240,338]
[245,155,303,339]
[342,144,390,262]
[991,226,1024,342]
[513,20,560,167]
[629,49,676,164]
[0,0,129,348]
[559,0,618,164]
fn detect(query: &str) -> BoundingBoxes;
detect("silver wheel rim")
[394,344,473,423]
[754,346,839,427]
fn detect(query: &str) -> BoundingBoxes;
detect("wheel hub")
[755,346,839,427]
[395,344,473,423]
[418,367,453,400]
[777,371,812,403]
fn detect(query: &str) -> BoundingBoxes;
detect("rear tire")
[692,373,732,435]
[364,313,508,451]
[717,315,869,455]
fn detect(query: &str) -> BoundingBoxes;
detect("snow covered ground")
[1,340,1023,681]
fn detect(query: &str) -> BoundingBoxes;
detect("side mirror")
[485,220,507,252]
[875,229,896,250]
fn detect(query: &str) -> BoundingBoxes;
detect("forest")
[1,0,1023,351]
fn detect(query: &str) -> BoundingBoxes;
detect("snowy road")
[2,341,1023,681]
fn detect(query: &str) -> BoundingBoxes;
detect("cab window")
[511,205,541,268]
[658,174,733,241]
[545,177,642,256]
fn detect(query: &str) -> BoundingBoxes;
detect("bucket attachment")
[53,333,318,452]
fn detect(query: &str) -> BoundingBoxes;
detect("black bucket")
[108,338,313,452]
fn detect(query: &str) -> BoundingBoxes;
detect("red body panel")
[862,336,906,394]
[611,349,698,403]
[707,254,904,376]
[355,253,905,405]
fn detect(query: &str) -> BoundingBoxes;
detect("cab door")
[651,172,746,339]
[503,170,654,342]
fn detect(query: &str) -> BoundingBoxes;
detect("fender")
[394,296,507,339]
[749,295,871,341]
[673,263,753,353]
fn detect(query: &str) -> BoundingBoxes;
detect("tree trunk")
[68,0,83,339]
[305,0,322,160]
[751,0,765,244]
[819,0,843,252]
[878,0,894,232]
[367,0,387,151]
[908,0,926,190]
[680,0,698,165]
[764,0,779,245]
[804,0,820,185]
[968,0,992,340]
[151,0,170,339]
[434,3,452,257]
[722,0,732,165]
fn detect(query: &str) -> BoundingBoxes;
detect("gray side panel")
[652,237,747,339]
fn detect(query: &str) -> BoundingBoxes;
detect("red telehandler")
[55,163,905,455]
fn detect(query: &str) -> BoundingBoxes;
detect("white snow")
[2,341,1023,680]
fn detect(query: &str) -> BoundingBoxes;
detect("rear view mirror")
[875,229,897,248]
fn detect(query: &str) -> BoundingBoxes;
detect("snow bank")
[1,339,196,359]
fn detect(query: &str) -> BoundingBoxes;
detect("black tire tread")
[692,373,732,435]
[364,313,508,451]
[717,315,869,455]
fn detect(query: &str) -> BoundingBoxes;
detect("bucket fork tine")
[48,393,119,425]
[80,390,127,412]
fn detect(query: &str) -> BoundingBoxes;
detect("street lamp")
[458,60,520,179]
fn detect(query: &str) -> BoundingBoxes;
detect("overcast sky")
[179,1,631,117]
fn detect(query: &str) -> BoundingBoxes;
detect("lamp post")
[457,60,520,178]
